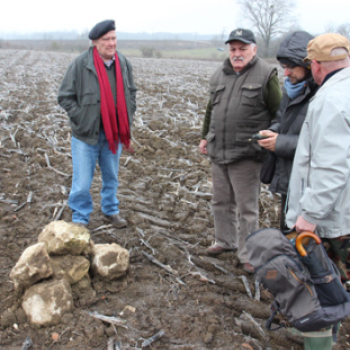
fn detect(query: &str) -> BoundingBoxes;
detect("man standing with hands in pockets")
[58,20,137,228]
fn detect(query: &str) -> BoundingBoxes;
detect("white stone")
[22,279,73,326]
[10,242,53,290]
[91,243,129,281]
[50,255,90,284]
[38,220,90,256]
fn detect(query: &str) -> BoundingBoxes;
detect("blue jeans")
[69,131,123,224]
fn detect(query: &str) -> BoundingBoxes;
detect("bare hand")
[123,141,135,154]
[257,130,278,152]
[199,139,208,155]
[295,215,316,233]
[124,146,135,154]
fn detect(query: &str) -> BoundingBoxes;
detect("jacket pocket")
[206,131,215,142]
[233,120,263,154]
[257,255,319,322]
[210,85,225,106]
[79,92,99,106]
[242,83,262,107]
[71,92,100,137]
[206,131,216,157]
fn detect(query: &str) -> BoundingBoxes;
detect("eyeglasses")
[280,64,296,72]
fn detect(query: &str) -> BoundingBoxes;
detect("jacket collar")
[322,68,345,86]
[286,76,318,106]
[86,47,96,73]
[86,47,122,74]
[318,66,350,92]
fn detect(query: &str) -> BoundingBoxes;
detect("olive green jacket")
[202,56,281,164]
[58,47,137,145]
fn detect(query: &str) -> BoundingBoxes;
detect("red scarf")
[93,47,130,153]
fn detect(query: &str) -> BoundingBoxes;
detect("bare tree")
[324,22,350,40]
[336,23,350,40]
[211,27,228,48]
[219,27,228,43]
[238,0,294,57]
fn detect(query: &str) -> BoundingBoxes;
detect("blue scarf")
[284,78,305,99]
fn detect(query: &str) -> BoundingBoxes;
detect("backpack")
[246,228,350,332]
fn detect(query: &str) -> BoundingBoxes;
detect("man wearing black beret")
[58,19,137,228]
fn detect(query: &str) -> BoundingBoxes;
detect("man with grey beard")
[199,28,282,273]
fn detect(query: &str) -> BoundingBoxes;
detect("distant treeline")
[0,39,216,53]
[0,31,291,59]
[0,31,215,41]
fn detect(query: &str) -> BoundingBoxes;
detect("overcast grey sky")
[1,0,349,37]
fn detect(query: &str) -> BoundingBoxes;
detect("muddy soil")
[0,49,349,350]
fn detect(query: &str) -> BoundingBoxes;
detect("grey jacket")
[58,47,137,145]
[269,76,318,195]
[286,67,350,238]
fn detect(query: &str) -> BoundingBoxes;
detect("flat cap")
[225,28,256,45]
[88,20,116,40]
[304,33,350,62]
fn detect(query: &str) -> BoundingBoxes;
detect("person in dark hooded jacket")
[258,31,318,230]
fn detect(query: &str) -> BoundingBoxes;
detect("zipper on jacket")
[222,77,237,162]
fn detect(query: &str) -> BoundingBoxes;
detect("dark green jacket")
[58,47,137,145]
[202,56,281,164]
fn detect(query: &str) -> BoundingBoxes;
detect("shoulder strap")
[266,301,285,331]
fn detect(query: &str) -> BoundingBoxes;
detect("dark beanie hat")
[89,20,116,40]
[277,31,314,68]
[278,57,298,67]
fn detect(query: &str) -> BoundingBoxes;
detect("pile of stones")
[9,220,129,327]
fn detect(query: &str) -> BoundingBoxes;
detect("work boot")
[303,335,333,350]
[243,263,255,274]
[104,213,127,228]
[288,327,333,350]
[207,243,236,255]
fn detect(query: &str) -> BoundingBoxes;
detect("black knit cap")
[88,20,116,40]
[277,31,314,68]
[225,28,256,44]
[278,57,298,68]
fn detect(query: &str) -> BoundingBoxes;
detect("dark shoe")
[207,243,235,255]
[104,213,127,228]
[243,263,255,274]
